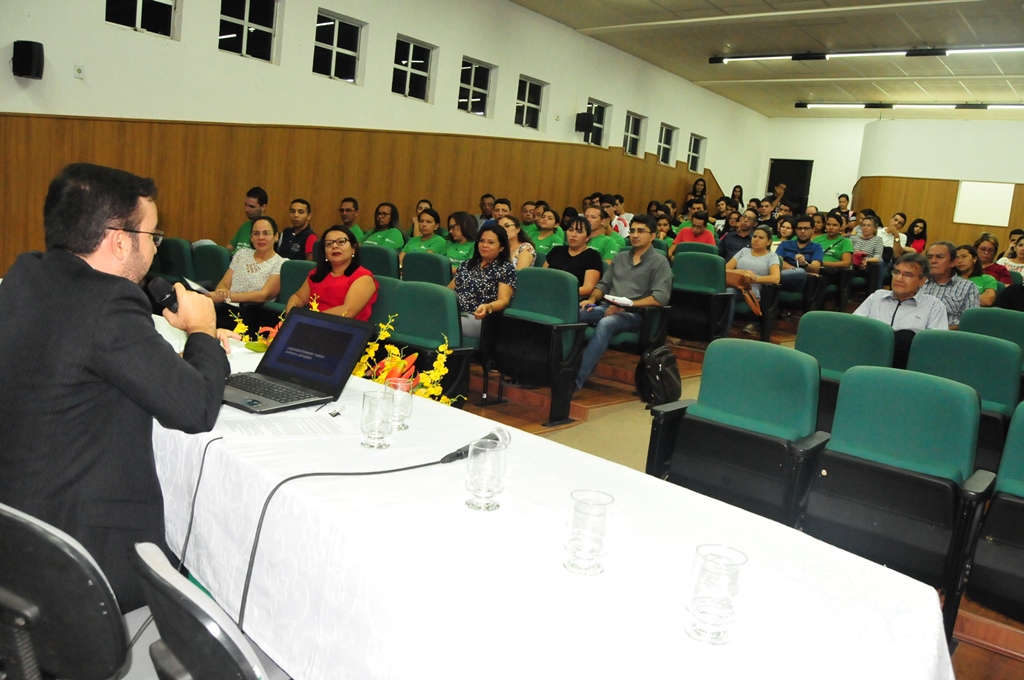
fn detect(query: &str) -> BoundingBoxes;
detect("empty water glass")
[384,377,414,431]
[685,544,747,645]
[465,438,507,511]
[564,490,614,575]
[360,391,393,449]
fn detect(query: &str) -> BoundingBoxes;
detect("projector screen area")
[953,181,1015,227]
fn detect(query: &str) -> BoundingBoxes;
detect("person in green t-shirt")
[812,211,854,308]
[445,211,478,272]
[520,201,539,239]
[363,202,404,251]
[337,196,365,243]
[955,244,999,307]
[584,205,621,264]
[401,208,448,266]
[532,206,566,256]
[227,186,268,252]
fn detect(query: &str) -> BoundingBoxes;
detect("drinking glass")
[563,490,614,575]
[360,391,393,449]
[464,438,508,511]
[685,544,747,645]
[384,377,414,431]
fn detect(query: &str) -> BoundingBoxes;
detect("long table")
[153,339,954,680]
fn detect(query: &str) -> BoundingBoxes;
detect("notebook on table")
[223,308,374,414]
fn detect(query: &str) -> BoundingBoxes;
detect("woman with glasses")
[285,225,378,321]
[445,211,479,273]
[498,216,536,270]
[956,244,999,307]
[363,203,404,251]
[974,233,1012,285]
[719,210,741,236]
[545,216,603,299]
[209,216,285,329]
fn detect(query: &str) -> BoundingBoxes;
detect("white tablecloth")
[153,343,954,680]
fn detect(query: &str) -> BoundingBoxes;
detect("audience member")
[285,225,377,321]
[615,195,634,224]
[483,197,512,229]
[476,193,495,226]
[663,199,680,225]
[850,214,884,288]
[725,225,780,335]
[408,199,433,238]
[363,203,404,251]
[209,215,284,328]
[812,211,854,308]
[731,185,744,207]
[956,244,999,306]
[669,210,715,258]
[853,252,947,368]
[713,196,733,222]
[974,233,1012,285]
[586,206,624,265]
[811,212,825,236]
[687,179,707,203]
[400,208,447,265]
[718,210,741,236]
[277,199,317,261]
[776,215,822,293]
[681,198,707,230]
[834,193,855,222]
[805,205,819,216]
[921,242,979,329]
[600,193,630,238]
[499,215,536,270]
[654,215,676,242]
[532,207,565,256]
[904,218,927,253]
[519,201,537,237]
[560,206,579,229]
[449,223,516,340]
[445,211,479,271]
[997,235,1024,274]
[879,212,909,260]
[998,229,1024,260]
[772,216,795,251]
[0,163,231,611]
[545,215,603,299]
[228,186,268,252]
[337,197,364,242]
[646,200,661,219]
[719,208,756,261]
[575,215,672,391]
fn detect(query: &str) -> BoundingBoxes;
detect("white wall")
[0,0,770,196]
[757,118,869,211]
[859,120,1024,183]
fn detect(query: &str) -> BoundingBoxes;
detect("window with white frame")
[657,124,677,166]
[218,0,276,62]
[392,37,433,101]
[623,112,645,157]
[687,133,707,173]
[584,100,608,147]
[458,59,492,116]
[312,12,361,83]
[106,0,176,38]
[515,77,544,130]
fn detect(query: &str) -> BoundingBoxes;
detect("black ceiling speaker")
[575,111,594,133]
[13,41,44,79]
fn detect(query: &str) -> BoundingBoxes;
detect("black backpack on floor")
[635,345,682,407]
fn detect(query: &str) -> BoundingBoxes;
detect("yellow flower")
[309,294,321,312]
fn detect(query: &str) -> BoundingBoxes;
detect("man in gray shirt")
[575,214,673,391]
[920,241,980,329]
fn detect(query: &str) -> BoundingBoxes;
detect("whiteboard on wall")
[953,181,1015,227]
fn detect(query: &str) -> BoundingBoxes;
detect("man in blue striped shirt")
[920,242,980,329]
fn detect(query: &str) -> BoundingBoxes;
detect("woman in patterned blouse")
[209,215,285,328]
[448,223,517,340]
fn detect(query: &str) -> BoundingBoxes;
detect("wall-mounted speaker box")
[575,112,594,133]
[13,41,44,79]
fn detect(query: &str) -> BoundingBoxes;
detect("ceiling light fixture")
[712,45,1024,64]
[796,102,1024,109]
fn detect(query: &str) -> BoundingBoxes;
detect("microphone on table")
[148,278,179,314]
[440,427,512,464]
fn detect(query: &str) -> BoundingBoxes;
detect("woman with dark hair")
[974,233,1012,285]
[545,216,603,299]
[646,200,661,218]
[409,198,433,238]
[445,211,479,271]
[771,216,795,252]
[905,218,928,253]
[285,225,378,321]
[687,178,707,203]
[561,207,579,229]
[833,193,856,222]
[498,215,536,269]
[448,224,516,339]
[997,237,1024,275]
[719,210,741,236]
[998,229,1024,260]
[812,212,825,236]
[956,244,998,307]
[725,224,780,334]
[400,207,447,265]
[532,207,564,256]
[209,215,285,328]
[654,215,676,242]
[731,185,744,207]
[363,202,404,251]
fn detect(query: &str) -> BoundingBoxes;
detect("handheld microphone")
[148,278,179,313]
[440,427,512,464]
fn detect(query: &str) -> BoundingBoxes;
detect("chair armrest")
[651,399,694,420]
[960,469,996,501]
[791,431,830,462]
[646,399,695,477]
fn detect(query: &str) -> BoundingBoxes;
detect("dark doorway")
[766,159,813,215]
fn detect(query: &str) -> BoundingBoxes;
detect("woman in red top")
[904,218,927,253]
[285,225,378,321]
[975,233,1012,285]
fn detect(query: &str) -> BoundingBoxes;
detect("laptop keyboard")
[226,374,313,404]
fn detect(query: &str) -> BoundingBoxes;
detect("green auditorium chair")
[533,251,547,267]
[490,268,587,426]
[667,252,732,342]
[959,307,1024,400]
[794,311,894,432]
[389,282,472,404]
[802,366,995,643]
[674,241,719,257]
[651,239,668,254]
[192,243,231,290]
[402,251,451,286]
[261,259,315,320]
[361,244,399,279]
[646,339,829,527]
[967,402,1024,622]
[368,275,401,328]
[813,266,854,312]
[733,282,780,342]
[907,329,1021,472]
[1010,270,1023,287]
[153,237,195,286]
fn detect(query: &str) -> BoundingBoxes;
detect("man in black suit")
[0,163,231,612]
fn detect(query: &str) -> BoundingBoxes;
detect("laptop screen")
[256,308,374,398]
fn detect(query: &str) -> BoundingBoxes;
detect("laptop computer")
[223,308,374,414]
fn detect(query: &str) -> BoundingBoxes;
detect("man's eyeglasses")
[107,227,163,247]
[629,228,650,235]
[324,238,351,248]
